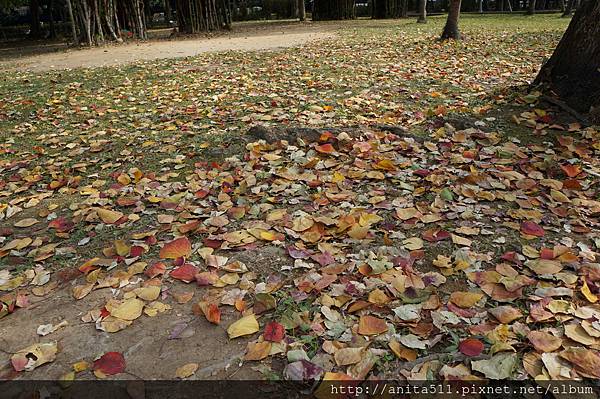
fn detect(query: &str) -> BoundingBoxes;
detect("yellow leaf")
[96,208,124,224]
[110,298,144,321]
[227,314,259,339]
[402,237,423,250]
[450,291,484,308]
[175,363,199,379]
[133,286,161,301]
[244,341,272,361]
[99,316,132,333]
[14,218,39,228]
[73,361,90,372]
[582,280,598,303]
[348,225,369,240]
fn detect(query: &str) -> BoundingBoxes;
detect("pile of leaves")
[3,119,600,381]
[3,14,600,383]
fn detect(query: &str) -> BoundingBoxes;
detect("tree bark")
[29,0,41,38]
[526,0,536,14]
[534,0,600,121]
[440,0,461,40]
[66,0,79,44]
[165,0,172,22]
[298,0,306,21]
[48,0,56,38]
[417,0,426,23]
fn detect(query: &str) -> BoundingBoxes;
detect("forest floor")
[3,14,600,389]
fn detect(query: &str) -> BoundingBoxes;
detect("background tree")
[175,0,232,33]
[416,0,426,23]
[29,0,40,37]
[534,0,600,121]
[312,0,355,20]
[526,0,536,14]
[561,0,573,16]
[440,0,461,40]
[297,0,305,21]
[372,0,404,19]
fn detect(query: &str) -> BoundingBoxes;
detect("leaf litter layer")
[2,15,600,383]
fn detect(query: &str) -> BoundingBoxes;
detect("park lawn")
[3,14,600,382]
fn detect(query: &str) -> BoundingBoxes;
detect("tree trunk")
[298,0,306,21]
[93,0,105,43]
[66,0,79,44]
[534,0,600,121]
[48,0,56,38]
[165,0,172,22]
[478,0,483,13]
[313,0,356,20]
[30,0,41,38]
[562,0,573,15]
[526,0,536,14]
[80,0,93,45]
[417,0,426,22]
[506,0,512,11]
[440,0,461,40]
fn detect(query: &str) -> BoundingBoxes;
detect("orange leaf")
[357,315,388,336]
[560,164,581,178]
[315,143,335,154]
[145,262,166,278]
[197,301,221,325]
[159,237,192,259]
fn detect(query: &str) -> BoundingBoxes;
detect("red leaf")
[263,321,285,342]
[170,264,199,283]
[48,217,74,233]
[540,248,555,260]
[129,246,145,258]
[422,228,450,242]
[459,338,484,357]
[93,352,126,376]
[159,237,192,259]
[520,221,545,237]
[203,238,223,249]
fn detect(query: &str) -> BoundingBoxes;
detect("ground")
[0,21,336,72]
[2,15,600,387]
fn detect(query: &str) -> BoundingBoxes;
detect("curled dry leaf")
[11,342,58,372]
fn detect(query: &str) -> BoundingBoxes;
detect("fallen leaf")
[227,314,259,339]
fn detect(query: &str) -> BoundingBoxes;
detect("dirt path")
[0,24,336,73]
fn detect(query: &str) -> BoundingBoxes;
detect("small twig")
[540,95,590,125]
